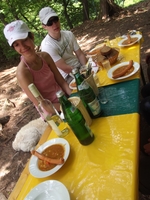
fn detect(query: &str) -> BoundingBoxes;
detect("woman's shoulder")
[37,52,53,65]
[37,51,49,58]
[37,51,50,62]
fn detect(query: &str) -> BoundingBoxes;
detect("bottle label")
[88,98,101,116]
[70,105,76,113]
[78,80,89,91]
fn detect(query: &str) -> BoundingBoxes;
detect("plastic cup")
[98,87,108,104]
[85,74,99,96]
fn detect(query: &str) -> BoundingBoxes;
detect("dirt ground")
[1,1,150,199]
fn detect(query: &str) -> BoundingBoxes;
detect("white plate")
[107,61,140,80]
[29,138,70,178]
[69,79,77,90]
[24,180,70,200]
[118,34,142,47]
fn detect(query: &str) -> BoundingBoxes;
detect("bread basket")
[96,47,119,66]
[107,48,119,65]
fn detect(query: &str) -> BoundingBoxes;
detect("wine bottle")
[56,90,94,145]
[28,83,69,137]
[72,68,101,118]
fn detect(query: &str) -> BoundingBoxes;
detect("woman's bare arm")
[16,61,39,107]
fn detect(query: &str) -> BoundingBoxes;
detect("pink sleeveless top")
[21,56,61,103]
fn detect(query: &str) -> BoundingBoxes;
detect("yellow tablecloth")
[9,114,139,200]
[8,37,141,200]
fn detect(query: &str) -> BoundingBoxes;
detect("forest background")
[0,0,142,65]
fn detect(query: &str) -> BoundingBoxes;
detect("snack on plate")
[122,35,138,45]
[112,60,134,79]
[31,144,65,171]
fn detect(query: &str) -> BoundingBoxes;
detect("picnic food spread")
[31,144,65,171]
[122,34,138,45]
[112,60,134,79]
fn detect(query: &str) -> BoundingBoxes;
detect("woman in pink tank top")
[3,20,72,112]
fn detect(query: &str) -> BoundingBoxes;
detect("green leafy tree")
[0,0,142,65]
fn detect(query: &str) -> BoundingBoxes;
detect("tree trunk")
[81,0,89,21]
[62,0,73,29]
[99,0,123,21]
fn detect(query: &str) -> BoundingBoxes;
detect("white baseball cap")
[39,7,58,25]
[3,20,30,46]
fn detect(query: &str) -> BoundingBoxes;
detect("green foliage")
[115,0,143,7]
[0,0,142,64]
[123,0,143,7]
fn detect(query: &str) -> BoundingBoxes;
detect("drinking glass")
[98,87,108,104]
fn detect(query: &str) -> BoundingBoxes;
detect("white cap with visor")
[39,7,58,25]
[3,20,30,46]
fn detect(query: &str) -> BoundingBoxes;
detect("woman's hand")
[144,138,150,155]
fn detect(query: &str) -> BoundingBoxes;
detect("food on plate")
[70,80,76,88]
[127,33,132,44]
[101,46,112,56]
[112,60,134,79]
[122,36,138,45]
[31,144,65,171]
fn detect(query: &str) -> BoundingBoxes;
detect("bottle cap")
[56,90,64,98]
[28,83,41,97]
[72,68,79,75]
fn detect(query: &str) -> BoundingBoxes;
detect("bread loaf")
[101,46,112,56]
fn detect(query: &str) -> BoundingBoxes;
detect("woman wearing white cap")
[3,20,72,112]
[39,7,87,83]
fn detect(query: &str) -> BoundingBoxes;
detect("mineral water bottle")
[28,83,69,137]
[72,68,101,118]
[56,90,94,145]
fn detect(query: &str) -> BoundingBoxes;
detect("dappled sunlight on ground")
[0,163,10,178]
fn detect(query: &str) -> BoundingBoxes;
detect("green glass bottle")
[72,68,101,118]
[56,90,94,145]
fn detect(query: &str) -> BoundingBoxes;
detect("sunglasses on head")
[46,16,59,26]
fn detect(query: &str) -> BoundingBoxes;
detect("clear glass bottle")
[72,68,101,119]
[28,83,69,137]
[56,90,94,145]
